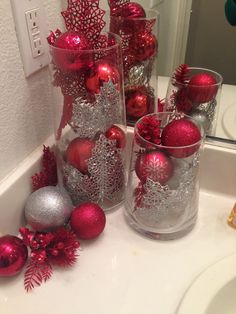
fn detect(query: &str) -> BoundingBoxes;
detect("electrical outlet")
[10,0,49,77]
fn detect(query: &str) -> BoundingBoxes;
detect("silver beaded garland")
[25,186,73,231]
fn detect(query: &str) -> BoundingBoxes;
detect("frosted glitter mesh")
[133,152,200,228]
[69,80,122,137]
[63,134,125,205]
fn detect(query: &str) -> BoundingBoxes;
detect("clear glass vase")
[165,67,223,136]
[125,112,204,240]
[110,9,159,125]
[49,32,127,212]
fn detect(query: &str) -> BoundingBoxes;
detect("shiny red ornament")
[105,125,126,149]
[161,118,202,158]
[0,235,28,277]
[70,203,106,240]
[175,88,193,114]
[121,2,146,18]
[135,150,173,184]
[85,62,120,94]
[53,31,92,72]
[66,138,95,174]
[126,87,154,121]
[130,32,157,62]
[187,73,218,103]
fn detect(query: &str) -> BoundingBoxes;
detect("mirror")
[156,0,236,146]
[185,0,236,145]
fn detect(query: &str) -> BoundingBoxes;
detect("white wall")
[0,0,63,182]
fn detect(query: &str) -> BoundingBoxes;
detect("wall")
[0,0,63,182]
[185,0,236,85]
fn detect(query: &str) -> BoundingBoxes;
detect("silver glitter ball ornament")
[25,186,73,231]
[190,109,211,132]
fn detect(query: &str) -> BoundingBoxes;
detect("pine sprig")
[172,64,190,86]
[24,260,52,292]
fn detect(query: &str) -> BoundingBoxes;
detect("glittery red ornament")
[135,150,173,184]
[126,87,154,120]
[130,32,157,62]
[121,2,146,18]
[161,118,202,158]
[187,73,218,103]
[105,125,126,148]
[53,31,92,72]
[175,88,193,114]
[66,138,95,174]
[0,235,28,277]
[85,62,120,94]
[70,203,106,240]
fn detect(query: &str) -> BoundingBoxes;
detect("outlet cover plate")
[11,0,50,77]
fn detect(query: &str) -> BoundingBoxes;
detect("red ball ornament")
[66,138,95,174]
[135,150,173,184]
[53,31,92,72]
[187,73,218,103]
[175,88,193,114]
[0,235,28,277]
[126,87,154,121]
[85,62,120,94]
[105,125,126,149]
[121,2,146,18]
[70,203,106,240]
[130,32,157,62]
[161,118,202,158]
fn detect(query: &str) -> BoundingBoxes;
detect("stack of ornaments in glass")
[165,64,222,136]
[109,0,159,125]
[47,0,127,212]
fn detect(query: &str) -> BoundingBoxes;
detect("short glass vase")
[125,112,205,240]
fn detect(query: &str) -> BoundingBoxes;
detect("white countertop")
[0,78,236,314]
[158,76,236,140]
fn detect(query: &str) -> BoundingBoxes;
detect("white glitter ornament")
[25,186,73,231]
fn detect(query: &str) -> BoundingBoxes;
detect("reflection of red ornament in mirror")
[130,32,157,61]
[126,86,154,120]
[187,73,218,103]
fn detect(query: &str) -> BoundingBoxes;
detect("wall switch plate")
[10,0,50,77]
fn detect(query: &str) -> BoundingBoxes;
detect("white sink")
[177,253,236,314]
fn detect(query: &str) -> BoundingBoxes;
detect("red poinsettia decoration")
[136,114,161,145]
[19,227,80,292]
[31,146,57,191]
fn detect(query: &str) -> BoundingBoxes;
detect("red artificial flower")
[136,115,161,145]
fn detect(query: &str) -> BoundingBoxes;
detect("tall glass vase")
[110,9,159,125]
[49,32,127,212]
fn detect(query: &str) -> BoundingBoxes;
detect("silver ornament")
[25,186,73,231]
[190,109,211,132]
[128,64,146,86]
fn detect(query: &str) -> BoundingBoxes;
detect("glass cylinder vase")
[165,67,223,136]
[110,9,159,125]
[49,32,127,212]
[125,112,204,240]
